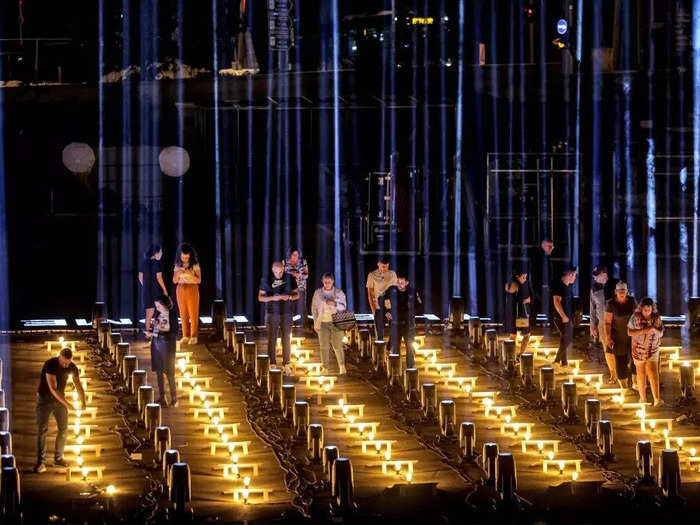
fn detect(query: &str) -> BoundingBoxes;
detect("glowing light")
[571,471,579,481]
[243,476,251,488]
[548,451,554,461]
[106,485,116,495]
[405,472,413,483]
[77,456,84,466]
[76,436,84,445]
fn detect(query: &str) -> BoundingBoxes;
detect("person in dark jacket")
[145,294,179,407]
[385,274,422,368]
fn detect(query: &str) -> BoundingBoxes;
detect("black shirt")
[606,296,637,354]
[551,278,573,320]
[386,285,422,323]
[140,258,162,294]
[260,273,297,315]
[38,357,79,398]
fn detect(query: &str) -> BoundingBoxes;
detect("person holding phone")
[311,273,347,375]
[145,294,179,407]
[173,243,202,345]
[259,261,298,375]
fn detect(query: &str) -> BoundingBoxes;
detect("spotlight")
[331,457,355,513]
[404,368,420,404]
[439,400,456,437]
[0,409,8,433]
[584,399,601,437]
[659,449,682,498]
[485,329,498,360]
[92,301,106,329]
[131,370,147,395]
[234,332,246,364]
[520,353,534,386]
[469,317,482,347]
[281,384,296,419]
[421,383,437,418]
[307,424,324,463]
[358,329,371,359]
[0,432,11,455]
[145,404,162,438]
[323,445,339,481]
[459,422,476,458]
[255,355,270,391]
[597,420,613,458]
[387,354,401,386]
[243,342,257,374]
[122,355,138,390]
[561,382,577,420]
[636,440,653,482]
[168,462,192,515]
[293,401,310,438]
[0,466,21,519]
[449,297,464,331]
[162,449,181,486]
[268,369,283,405]
[482,442,499,486]
[0,455,14,469]
[372,341,387,373]
[138,386,154,416]
[496,453,517,504]
[501,340,516,373]
[539,366,555,401]
[680,363,695,398]
[115,342,129,372]
[224,320,236,352]
[211,299,226,341]
[154,426,171,466]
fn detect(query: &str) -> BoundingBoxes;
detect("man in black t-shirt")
[259,261,299,374]
[385,275,423,368]
[34,348,85,473]
[552,266,577,366]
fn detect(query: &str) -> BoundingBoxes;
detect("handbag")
[332,311,356,331]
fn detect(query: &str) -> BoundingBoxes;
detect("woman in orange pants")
[173,243,201,344]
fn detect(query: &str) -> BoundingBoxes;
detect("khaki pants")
[176,283,200,337]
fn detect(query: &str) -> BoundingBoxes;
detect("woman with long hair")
[173,243,201,344]
[138,245,168,335]
[284,247,309,328]
[145,294,178,407]
[628,297,664,407]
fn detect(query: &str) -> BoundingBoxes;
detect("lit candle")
[244,476,251,487]
[406,472,413,483]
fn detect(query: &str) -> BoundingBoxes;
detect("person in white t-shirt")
[311,273,347,375]
[366,255,397,342]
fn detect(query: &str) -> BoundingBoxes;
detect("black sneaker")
[33,463,47,473]
[54,459,69,468]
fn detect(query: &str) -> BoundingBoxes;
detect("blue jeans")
[266,313,292,365]
[319,322,345,369]
[36,395,68,464]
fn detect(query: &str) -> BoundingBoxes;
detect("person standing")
[552,266,577,366]
[604,281,637,389]
[529,238,554,319]
[385,274,422,368]
[173,243,202,345]
[366,255,398,343]
[259,261,298,375]
[284,248,309,328]
[34,348,85,473]
[311,273,348,375]
[589,265,609,368]
[138,245,169,336]
[146,294,179,407]
[628,298,664,407]
[503,270,532,354]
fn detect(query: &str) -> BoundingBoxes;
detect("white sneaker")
[339,365,347,375]
[654,399,665,408]
[189,337,198,345]
[179,337,190,345]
